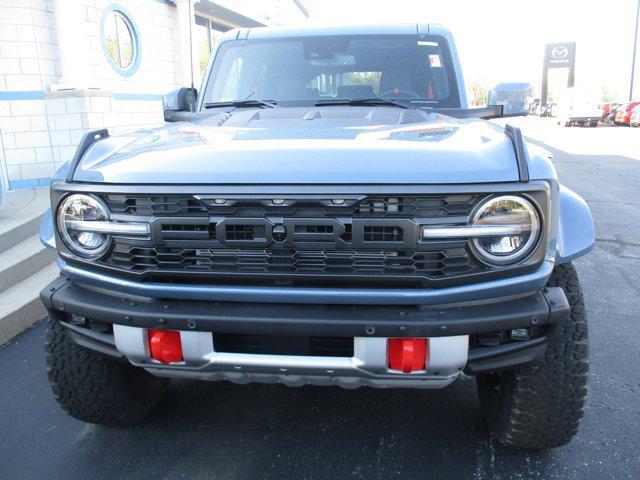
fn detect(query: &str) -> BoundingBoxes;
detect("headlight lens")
[57,194,111,258]
[471,195,540,265]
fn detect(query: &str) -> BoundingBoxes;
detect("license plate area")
[213,333,354,357]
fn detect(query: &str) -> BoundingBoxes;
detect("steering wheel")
[379,89,422,100]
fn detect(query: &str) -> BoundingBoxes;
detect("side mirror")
[163,87,198,122]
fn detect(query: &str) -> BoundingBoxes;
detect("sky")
[305,0,640,101]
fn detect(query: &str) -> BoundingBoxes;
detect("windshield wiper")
[314,98,410,109]
[203,99,278,109]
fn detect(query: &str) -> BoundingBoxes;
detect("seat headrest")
[336,85,375,99]
[379,71,413,94]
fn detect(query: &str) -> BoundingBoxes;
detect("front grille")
[92,192,494,286]
[214,333,354,357]
[107,244,480,280]
[104,194,480,218]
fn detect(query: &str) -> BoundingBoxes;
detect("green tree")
[470,81,488,106]
[601,84,620,103]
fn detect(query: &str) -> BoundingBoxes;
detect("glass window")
[102,7,139,75]
[203,35,460,107]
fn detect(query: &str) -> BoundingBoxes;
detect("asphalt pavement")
[1,121,639,479]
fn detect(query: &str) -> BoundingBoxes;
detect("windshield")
[202,35,460,108]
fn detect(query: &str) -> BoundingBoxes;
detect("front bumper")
[41,275,569,388]
[57,257,556,306]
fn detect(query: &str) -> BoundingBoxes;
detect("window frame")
[200,34,462,109]
[100,3,141,77]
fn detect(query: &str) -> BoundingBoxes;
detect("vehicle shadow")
[68,378,560,480]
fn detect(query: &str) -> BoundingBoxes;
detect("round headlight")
[57,194,111,258]
[470,195,541,265]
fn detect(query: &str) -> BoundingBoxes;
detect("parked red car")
[599,102,616,122]
[631,104,640,127]
[615,101,640,125]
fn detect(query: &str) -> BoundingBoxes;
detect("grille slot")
[157,219,213,240]
[226,224,261,241]
[363,226,403,242]
[161,224,207,232]
[214,333,354,357]
[295,225,333,234]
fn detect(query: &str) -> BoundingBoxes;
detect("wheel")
[477,262,589,449]
[45,318,169,425]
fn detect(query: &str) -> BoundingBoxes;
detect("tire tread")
[478,262,589,449]
[45,318,167,425]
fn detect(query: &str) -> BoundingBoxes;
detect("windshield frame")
[198,34,462,111]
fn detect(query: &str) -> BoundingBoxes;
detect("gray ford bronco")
[40,24,594,449]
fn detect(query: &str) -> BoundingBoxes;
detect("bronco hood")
[72,106,520,184]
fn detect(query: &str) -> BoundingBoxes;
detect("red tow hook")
[388,338,428,373]
[148,330,183,364]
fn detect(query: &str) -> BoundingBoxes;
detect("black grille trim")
[105,244,483,286]
[99,193,490,286]
[104,194,481,218]
[54,184,550,291]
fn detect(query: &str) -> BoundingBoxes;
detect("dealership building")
[0,0,310,190]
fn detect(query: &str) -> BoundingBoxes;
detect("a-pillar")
[175,0,199,89]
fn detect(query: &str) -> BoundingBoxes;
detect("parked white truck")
[556,86,603,127]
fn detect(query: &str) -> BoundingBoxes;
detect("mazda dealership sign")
[546,42,576,68]
[541,41,576,106]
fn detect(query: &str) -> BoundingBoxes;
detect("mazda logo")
[552,46,568,59]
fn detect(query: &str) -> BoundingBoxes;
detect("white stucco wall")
[0,0,310,189]
[0,0,58,93]
[86,0,181,94]
[0,0,178,188]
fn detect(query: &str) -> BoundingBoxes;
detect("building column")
[175,0,199,89]
[50,0,92,91]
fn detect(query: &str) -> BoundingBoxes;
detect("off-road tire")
[45,318,169,425]
[477,262,589,449]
